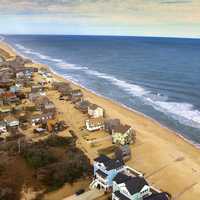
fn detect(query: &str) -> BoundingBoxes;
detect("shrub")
[37,148,92,190]
[22,147,57,169]
[45,135,74,147]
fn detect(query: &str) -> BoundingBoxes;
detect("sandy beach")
[1,41,200,200]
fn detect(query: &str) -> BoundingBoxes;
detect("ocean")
[4,35,200,145]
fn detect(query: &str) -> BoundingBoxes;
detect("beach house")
[71,96,82,104]
[85,117,105,131]
[2,92,20,104]
[115,145,132,162]
[0,105,12,114]
[75,100,91,113]
[112,172,151,200]
[112,124,135,146]
[105,119,121,134]
[90,155,124,191]
[0,79,14,89]
[31,112,55,126]
[88,104,104,118]
[28,92,40,102]
[4,115,19,130]
[70,89,83,99]
[31,85,44,93]
[33,96,51,111]
[42,101,56,113]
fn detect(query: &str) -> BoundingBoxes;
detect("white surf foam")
[57,61,88,70]
[153,101,200,129]
[86,70,149,96]
[85,69,200,129]
[16,44,64,63]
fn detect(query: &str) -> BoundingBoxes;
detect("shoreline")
[2,40,200,199]
[8,40,200,150]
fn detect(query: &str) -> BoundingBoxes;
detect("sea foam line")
[84,69,200,129]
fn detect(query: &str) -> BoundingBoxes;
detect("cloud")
[0,0,200,36]
[160,0,192,4]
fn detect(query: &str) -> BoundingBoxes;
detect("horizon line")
[1,33,200,40]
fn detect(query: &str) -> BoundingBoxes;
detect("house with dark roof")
[75,100,91,113]
[112,172,151,200]
[70,89,83,99]
[90,155,124,191]
[115,145,132,162]
[112,124,135,146]
[105,119,121,134]
[52,82,72,96]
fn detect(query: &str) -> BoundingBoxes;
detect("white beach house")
[85,117,105,131]
[112,172,151,200]
[88,104,104,118]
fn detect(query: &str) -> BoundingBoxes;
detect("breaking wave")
[84,69,200,129]
[15,44,88,70]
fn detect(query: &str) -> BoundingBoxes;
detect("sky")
[0,0,200,37]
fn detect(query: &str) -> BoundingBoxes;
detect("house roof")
[96,169,107,178]
[1,92,16,98]
[75,100,91,110]
[79,100,91,107]
[94,155,124,171]
[113,124,131,134]
[144,193,169,200]
[4,115,18,122]
[0,121,6,127]
[114,191,130,200]
[113,172,131,184]
[125,177,149,195]
[94,155,111,163]
[105,118,120,125]
[34,96,50,105]
[71,89,82,93]
[89,104,99,110]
